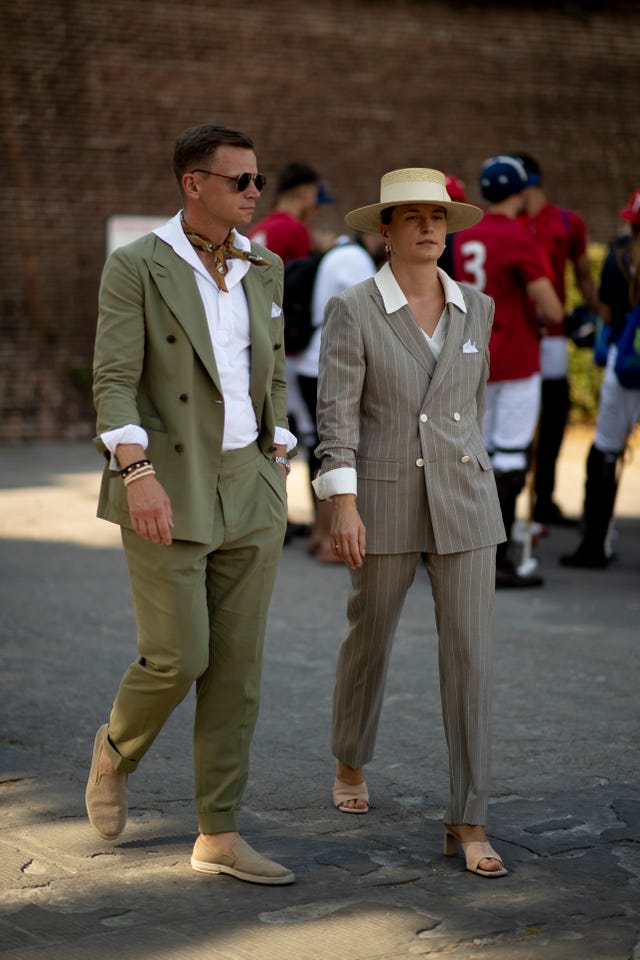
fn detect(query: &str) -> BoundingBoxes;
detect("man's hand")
[126,475,174,545]
[115,442,173,545]
[330,494,366,570]
[272,442,290,478]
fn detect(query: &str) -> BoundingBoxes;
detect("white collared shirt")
[101,212,295,464]
[374,261,467,360]
[312,263,467,501]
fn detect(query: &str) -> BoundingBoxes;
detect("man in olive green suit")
[86,124,295,885]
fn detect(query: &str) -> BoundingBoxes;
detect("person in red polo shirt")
[248,161,334,263]
[514,154,599,526]
[453,156,563,587]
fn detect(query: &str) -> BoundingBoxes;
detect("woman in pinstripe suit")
[313,169,508,877]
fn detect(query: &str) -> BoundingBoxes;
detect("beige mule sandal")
[444,827,508,878]
[332,776,370,814]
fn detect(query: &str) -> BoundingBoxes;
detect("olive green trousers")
[104,443,287,834]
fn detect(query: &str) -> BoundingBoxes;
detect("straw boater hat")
[344,168,483,235]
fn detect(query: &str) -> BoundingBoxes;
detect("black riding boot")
[495,470,543,588]
[560,445,619,569]
[533,377,576,526]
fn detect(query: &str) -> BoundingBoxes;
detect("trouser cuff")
[104,734,139,774]
[197,811,239,834]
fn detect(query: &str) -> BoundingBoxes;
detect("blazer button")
[166,335,176,343]
[453,412,461,421]
[460,455,470,463]
[175,443,184,453]
[420,413,428,423]
[416,458,425,467]
[179,393,188,402]
[274,342,282,350]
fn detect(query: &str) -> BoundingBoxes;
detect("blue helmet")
[479,155,530,203]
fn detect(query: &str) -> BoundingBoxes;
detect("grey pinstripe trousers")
[332,544,496,825]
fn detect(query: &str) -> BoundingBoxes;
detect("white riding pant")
[483,373,542,473]
[594,347,640,453]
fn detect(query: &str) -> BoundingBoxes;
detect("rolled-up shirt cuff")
[100,424,149,470]
[312,466,357,501]
[274,425,297,453]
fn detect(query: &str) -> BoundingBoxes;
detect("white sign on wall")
[106,215,168,256]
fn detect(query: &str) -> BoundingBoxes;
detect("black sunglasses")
[190,170,267,193]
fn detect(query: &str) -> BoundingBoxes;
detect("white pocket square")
[462,339,479,354]
[271,303,282,318]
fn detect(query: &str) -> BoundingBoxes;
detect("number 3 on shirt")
[460,241,487,291]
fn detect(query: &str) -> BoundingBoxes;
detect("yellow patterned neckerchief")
[181,217,269,292]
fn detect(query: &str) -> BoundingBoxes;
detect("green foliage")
[567,341,603,424]
[566,242,607,424]
[68,365,93,395]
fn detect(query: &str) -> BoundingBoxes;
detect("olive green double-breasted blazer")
[93,231,288,545]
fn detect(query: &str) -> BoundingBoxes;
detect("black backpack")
[282,252,325,355]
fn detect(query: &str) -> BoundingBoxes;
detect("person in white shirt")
[297,234,384,561]
[86,123,296,885]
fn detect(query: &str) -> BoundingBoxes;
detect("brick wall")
[2,0,639,442]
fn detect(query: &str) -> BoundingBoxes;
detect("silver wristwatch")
[271,456,291,475]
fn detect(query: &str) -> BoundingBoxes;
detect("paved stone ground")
[0,432,639,959]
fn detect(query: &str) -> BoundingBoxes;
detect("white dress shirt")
[101,212,296,465]
[312,263,465,501]
[296,237,377,380]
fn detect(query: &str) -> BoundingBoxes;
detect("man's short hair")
[513,152,543,186]
[276,162,320,195]
[173,124,254,184]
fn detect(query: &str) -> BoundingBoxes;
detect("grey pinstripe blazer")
[315,274,506,555]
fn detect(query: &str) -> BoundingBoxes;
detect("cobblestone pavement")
[0,434,638,959]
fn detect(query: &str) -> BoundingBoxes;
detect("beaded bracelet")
[122,464,156,486]
[121,459,152,478]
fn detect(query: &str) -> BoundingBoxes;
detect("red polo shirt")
[248,211,312,264]
[517,202,588,338]
[453,212,550,382]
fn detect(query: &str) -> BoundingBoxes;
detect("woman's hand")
[330,494,366,569]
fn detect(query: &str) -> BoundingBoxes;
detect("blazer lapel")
[427,282,482,400]
[148,239,221,389]
[370,288,438,379]
[425,303,465,399]
[243,259,275,425]
[371,284,476,402]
